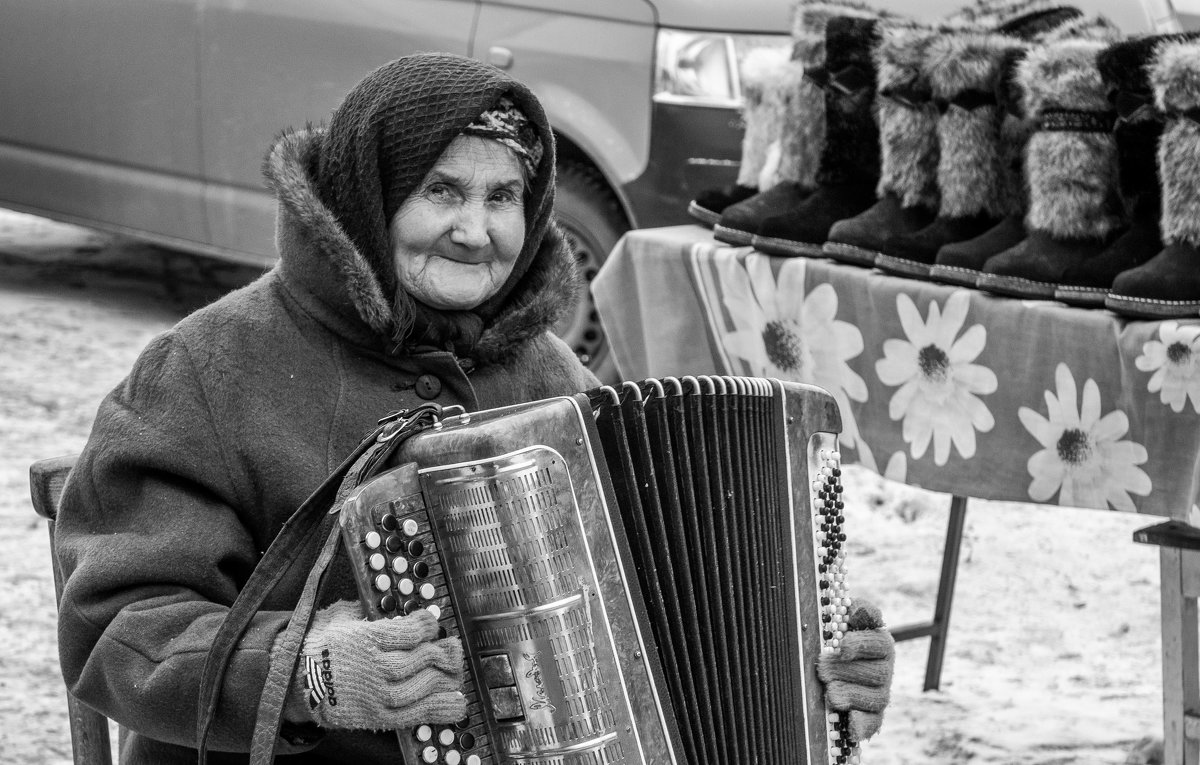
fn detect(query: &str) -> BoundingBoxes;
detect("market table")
[591,224,1200,758]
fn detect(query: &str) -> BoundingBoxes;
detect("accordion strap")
[195,404,444,764]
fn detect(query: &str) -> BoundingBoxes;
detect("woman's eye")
[489,189,519,205]
[426,183,454,200]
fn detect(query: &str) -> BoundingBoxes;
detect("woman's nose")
[449,206,489,248]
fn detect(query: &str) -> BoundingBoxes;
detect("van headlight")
[654,29,792,109]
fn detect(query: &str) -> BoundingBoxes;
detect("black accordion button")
[458,731,476,750]
[385,535,404,553]
[380,513,398,531]
[408,539,426,557]
[413,560,430,579]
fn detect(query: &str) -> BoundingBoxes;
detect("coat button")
[415,374,442,400]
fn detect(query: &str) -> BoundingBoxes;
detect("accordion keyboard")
[811,439,860,765]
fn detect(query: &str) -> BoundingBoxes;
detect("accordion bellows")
[339,377,857,764]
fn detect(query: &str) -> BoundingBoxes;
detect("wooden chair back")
[30,454,115,765]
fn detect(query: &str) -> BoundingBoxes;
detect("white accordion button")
[420,582,437,600]
[364,531,382,550]
[421,745,439,763]
[403,518,420,537]
[444,751,462,765]
[392,556,409,574]
[398,578,415,596]
[426,604,442,620]
[373,574,391,592]
[466,755,482,765]
[368,553,386,571]
[439,728,456,746]
[415,724,433,742]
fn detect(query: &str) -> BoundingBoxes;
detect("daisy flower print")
[1017,363,1151,512]
[1135,321,1200,414]
[874,291,997,466]
[717,255,869,449]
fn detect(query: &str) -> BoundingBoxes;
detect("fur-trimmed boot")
[713,2,883,245]
[822,24,941,267]
[690,46,790,227]
[873,32,1027,278]
[1055,36,1180,305]
[977,39,1126,299]
[928,47,1032,285]
[1107,39,1200,318]
[752,15,883,257]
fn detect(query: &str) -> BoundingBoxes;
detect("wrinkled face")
[389,135,527,310]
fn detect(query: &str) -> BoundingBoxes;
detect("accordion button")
[368,553,386,571]
[420,582,437,600]
[392,556,409,574]
[426,604,442,620]
[408,539,426,557]
[364,531,382,550]
[413,561,430,579]
[444,751,462,765]
[421,745,439,763]
[385,535,404,553]
[380,594,397,612]
[374,574,392,592]
[398,578,415,596]
[458,731,475,749]
[467,756,482,765]
[381,513,398,531]
[403,518,420,537]
[439,729,456,746]
[415,374,442,400]
[415,724,433,742]
[403,599,420,614]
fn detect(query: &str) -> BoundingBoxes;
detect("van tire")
[552,162,628,384]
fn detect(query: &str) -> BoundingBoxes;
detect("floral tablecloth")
[592,225,1200,518]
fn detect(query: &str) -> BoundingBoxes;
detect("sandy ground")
[0,208,1170,764]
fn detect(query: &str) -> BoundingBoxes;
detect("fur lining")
[261,127,581,364]
[774,59,823,187]
[1020,40,1110,114]
[875,25,942,207]
[1038,14,1121,43]
[1153,40,1200,246]
[927,33,1024,218]
[791,1,886,65]
[943,0,1056,29]
[736,47,792,186]
[263,128,393,335]
[1020,42,1124,238]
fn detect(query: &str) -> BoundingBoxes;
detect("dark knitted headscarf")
[313,53,556,351]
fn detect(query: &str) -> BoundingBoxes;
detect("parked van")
[0,0,1184,377]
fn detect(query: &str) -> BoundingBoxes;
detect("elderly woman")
[54,53,891,763]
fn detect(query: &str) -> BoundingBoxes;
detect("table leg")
[1161,546,1200,765]
[889,494,968,691]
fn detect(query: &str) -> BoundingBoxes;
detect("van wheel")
[552,162,628,384]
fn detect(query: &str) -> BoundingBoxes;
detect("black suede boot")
[978,40,1126,298]
[928,47,1032,285]
[714,3,879,245]
[874,33,1026,278]
[1107,39,1200,318]
[753,15,882,258]
[823,25,941,267]
[1055,36,1190,306]
[697,46,788,232]
[688,184,759,227]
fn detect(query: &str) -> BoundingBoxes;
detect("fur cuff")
[1153,40,1200,246]
[774,59,824,187]
[942,0,1057,29]
[1152,39,1200,112]
[791,1,885,66]
[875,26,942,207]
[1019,42,1122,238]
[736,48,791,186]
[926,33,1023,218]
[1019,40,1109,116]
[926,33,1020,99]
[1037,14,1121,43]
[1099,36,1163,96]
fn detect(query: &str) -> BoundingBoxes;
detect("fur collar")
[262,127,581,367]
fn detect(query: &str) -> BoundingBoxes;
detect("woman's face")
[389,135,527,310]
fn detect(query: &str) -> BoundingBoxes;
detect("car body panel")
[0,0,207,244]
[199,0,478,261]
[474,3,657,189]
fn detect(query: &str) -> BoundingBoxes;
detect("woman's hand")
[817,599,895,742]
[284,601,466,731]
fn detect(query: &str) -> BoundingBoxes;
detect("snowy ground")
[0,209,1169,763]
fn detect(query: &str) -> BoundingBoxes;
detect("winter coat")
[53,126,598,764]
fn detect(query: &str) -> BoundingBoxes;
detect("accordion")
[338,376,858,765]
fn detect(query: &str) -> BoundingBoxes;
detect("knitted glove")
[284,600,466,731]
[817,599,895,741]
